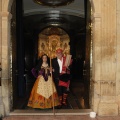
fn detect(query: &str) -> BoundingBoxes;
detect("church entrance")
[1,0,119,116]
[11,0,91,110]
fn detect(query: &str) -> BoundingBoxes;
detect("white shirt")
[57,57,63,73]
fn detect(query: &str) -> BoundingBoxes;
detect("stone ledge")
[9,109,92,116]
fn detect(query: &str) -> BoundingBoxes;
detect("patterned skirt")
[27,75,60,109]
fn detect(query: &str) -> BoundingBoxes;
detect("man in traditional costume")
[52,48,72,107]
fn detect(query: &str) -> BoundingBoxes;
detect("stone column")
[0,1,4,116]
[91,0,102,114]
[116,0,120,114]
[1,11,12,116]
[92,0,118,116]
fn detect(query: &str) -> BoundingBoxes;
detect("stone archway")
[0,0,120,117]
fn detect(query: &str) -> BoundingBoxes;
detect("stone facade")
[0,0,120,117]
[0,0,13,117]
[91,0,120,116]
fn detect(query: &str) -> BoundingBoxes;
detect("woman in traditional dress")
[27,54,60,109]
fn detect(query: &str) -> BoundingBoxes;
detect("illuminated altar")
[38,28,70,58]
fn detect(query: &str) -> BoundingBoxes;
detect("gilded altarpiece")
[38,34,70,58]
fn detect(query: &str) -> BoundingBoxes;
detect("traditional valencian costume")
[52,49,72,107]
[27,56,60,109]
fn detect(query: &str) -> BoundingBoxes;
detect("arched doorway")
[11,0,91,110]
[2,0,113,116]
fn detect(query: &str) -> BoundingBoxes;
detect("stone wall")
[92,0,119,116]
[116,0,120,115]
[0,0,13,116]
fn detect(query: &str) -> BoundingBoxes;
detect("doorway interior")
[11,0,91,110]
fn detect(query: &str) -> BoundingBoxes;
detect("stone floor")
[2,115,120,120]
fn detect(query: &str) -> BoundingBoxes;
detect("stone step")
[2,109,92,120]
[9,109,91,115]
[3,115,120,120]
[2,115,93,120]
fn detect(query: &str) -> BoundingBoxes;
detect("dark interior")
[11,0,91,110]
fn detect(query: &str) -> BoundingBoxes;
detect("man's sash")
[59,55,72,87]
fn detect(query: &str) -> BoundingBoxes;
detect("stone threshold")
[9,109,92,116]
